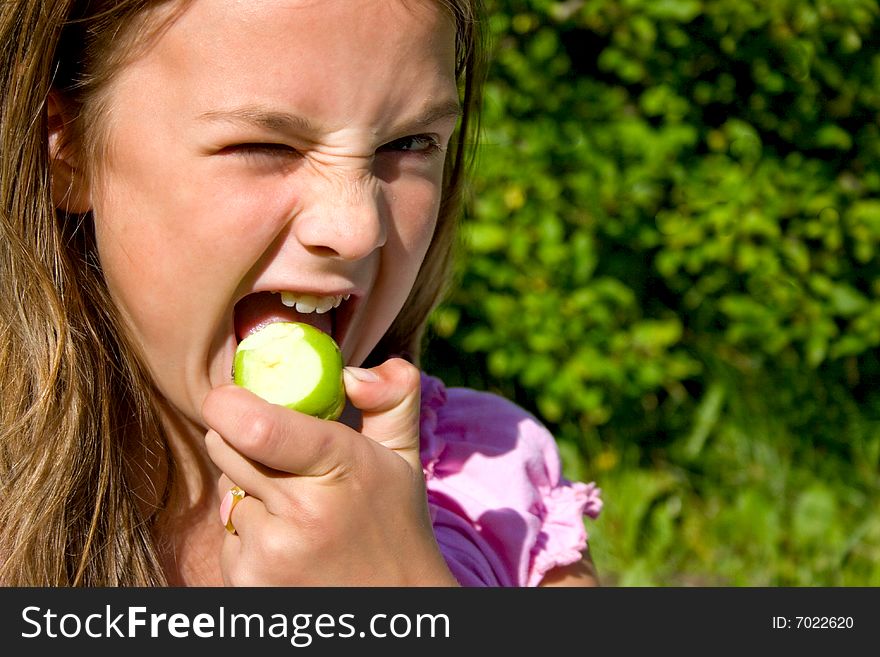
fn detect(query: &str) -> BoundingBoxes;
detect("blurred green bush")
[424,0,880,585]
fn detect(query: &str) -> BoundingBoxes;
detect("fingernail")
[219,489,234,527]
[344,366,379,382]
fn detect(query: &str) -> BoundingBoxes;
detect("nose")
[293,171,387,261]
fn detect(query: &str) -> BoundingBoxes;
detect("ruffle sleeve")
[419,373,602,587]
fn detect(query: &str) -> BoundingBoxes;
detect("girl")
[0,0,601,586]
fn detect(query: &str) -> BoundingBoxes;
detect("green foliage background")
[423,0,880,585]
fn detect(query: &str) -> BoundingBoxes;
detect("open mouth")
[233,290,354,347]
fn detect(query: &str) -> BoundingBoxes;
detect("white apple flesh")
[233,321,346,420]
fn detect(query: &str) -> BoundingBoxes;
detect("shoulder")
[419,372,602,587]
[418,371,556,466]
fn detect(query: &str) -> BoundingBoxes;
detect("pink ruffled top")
[420,373,602,587]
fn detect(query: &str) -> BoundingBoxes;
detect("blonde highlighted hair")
[0,0,485,585]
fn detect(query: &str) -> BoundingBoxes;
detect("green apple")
[233,321,345,420]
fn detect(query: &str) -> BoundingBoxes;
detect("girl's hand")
[201,358,458,586]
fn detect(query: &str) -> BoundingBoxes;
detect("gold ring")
[221,485,247,534]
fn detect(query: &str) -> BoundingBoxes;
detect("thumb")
[343,358,422,472]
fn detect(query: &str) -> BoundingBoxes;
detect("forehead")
[107,0,458,132]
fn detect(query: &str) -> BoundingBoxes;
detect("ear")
[47,91,92,214]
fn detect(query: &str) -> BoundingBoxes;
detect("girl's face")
[82,0,459,427]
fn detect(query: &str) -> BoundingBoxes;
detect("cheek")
[387,175,442,258]
[89,164,294,360]
[91,185,222,317]
[94,149,288,276]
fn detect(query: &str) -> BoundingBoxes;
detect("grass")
[570,358,880,587]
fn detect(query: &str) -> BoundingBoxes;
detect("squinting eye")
[224,143,300,158]
[378,134,441,155]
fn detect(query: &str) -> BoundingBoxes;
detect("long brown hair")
[0,0,485,585]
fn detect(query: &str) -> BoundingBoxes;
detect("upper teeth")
[278,291,350,314]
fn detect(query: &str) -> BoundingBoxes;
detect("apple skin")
[233,322,346,420]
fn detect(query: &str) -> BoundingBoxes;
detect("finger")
[342,358,421,471]
[218,490,271,541]
[206,429,307,514]
[219,535,241,586]
[206,428,274,502]
[215,471,236,503]
[203,384,355,477]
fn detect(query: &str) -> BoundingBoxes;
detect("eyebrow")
[198,106,315,132]
[197,99,462,136]
[405,99,463,131]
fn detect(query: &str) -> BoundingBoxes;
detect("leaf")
[646,0,702,23]
[791,485,838,549]
[682,381,726,460]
